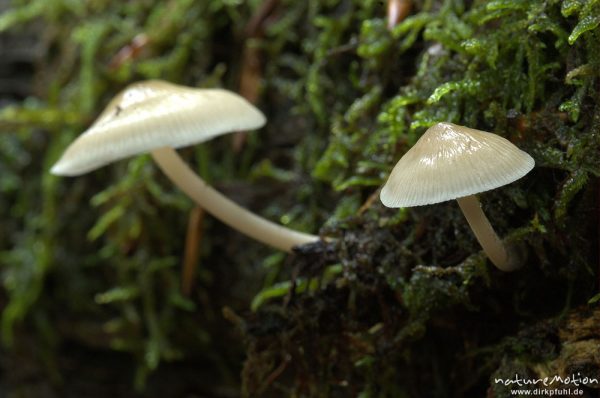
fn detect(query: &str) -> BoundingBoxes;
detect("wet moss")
[0,0,598,396]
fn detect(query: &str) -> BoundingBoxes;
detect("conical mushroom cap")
[51,80,266,176]
[380,122,534,207]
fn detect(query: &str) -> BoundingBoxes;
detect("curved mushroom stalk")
[456,195,521,271]
[151,147,319,252]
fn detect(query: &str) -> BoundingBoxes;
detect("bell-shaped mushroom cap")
[51,80,266,176]
[380,122,534,207]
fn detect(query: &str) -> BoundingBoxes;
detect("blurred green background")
[0,0,599,397]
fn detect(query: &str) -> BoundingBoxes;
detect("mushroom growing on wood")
[51,80,319,252]
[380,122,534,271]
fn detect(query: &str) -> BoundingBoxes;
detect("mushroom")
[379,122,534,271]
[51,80,319,252]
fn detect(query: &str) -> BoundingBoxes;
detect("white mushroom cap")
[380,122,535,207]
[51,80,266,176]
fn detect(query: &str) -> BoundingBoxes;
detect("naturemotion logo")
[494,373,598,396]
[494,373,599,388]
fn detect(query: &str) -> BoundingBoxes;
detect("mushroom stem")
[150,147,319,252]
[456,195,519,271]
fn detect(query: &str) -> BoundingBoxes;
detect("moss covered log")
[0,0,598,396]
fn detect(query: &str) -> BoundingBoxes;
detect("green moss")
[243,0,600,395]
[0,0,598,396]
